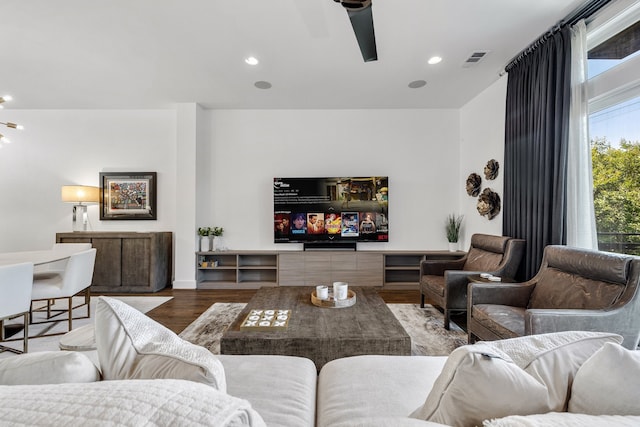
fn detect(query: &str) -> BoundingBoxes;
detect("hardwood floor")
[99,288,423,334]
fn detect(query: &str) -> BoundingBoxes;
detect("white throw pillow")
[568,342,640,415]
[486,331,623,411]
[0,351,100,385]
[410,343,550,426]
[94,296,226,392]
[410,331,623,427]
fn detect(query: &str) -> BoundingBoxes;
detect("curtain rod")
[503,0,612,73]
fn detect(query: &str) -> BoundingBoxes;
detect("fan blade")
[347,5,377,62]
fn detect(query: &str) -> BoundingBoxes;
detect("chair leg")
[420,293,425,308]
[468,332,477,344]
[443,309,450,330]
[68,296,73,332]
[23,312,29,353]
[85,287,91,318]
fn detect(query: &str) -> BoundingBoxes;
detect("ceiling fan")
[333,0,377,62]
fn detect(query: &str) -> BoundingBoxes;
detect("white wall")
[0,98,509,288]
[458,75,508,249]
[207,109,462,251]
[0,110,177,252]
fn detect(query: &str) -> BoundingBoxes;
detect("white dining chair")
[33,243,93,278]
[30,248,96,335]
[0,262,34,354]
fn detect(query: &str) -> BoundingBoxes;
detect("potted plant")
[445,214,463,251]
[198,227,212,252]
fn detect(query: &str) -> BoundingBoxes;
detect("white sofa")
[1,297,639,427]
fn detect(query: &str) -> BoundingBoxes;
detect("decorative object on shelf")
[0,95,24,149]
[99,172,157,220]
[484,159,499,180]
[445,213,463,251]
[61,185,100,231]
[198,227,212,252]
[465,173,482,197]
[198,226,224,252]
[211,226,224,251]
[477,188,501,220]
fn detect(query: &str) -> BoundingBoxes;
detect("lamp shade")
[61,185,99,203]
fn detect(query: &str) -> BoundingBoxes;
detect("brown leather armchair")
[467,245,640,350]
[419,234,525,329]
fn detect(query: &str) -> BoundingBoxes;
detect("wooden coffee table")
[220,286,411,370]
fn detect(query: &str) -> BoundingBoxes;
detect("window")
[587,1,640,255]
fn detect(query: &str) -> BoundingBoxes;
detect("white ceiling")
[0,0,588,110]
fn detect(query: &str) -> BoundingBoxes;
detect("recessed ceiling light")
[408,80,427,89]
[428,56,442,65]
[254,81,272,89]
[245,57,259,65]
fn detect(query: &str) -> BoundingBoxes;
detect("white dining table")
[0,249,73,266]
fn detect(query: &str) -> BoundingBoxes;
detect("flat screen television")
[273,176,388,245]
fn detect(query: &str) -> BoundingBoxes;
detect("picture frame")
[99,172,157,220]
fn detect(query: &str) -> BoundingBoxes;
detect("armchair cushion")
[568,342,640,416]
[529,267,624,310]
[463,247,504,272]
[471,305,525,338]
[421,276,445,297]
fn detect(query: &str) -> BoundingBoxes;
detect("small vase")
[200,236,211,252]
[448,242,458,252]
[213,236,224,251]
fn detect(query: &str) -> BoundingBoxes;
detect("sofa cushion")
[483,412,640,427]
[94,296,226,392]
[0,351,100,385]
[0,379,266,427]
[218,354,317,427]
[529,267,624,309]
[568,342,640,415]
[330,417,450,427]
[486,331,622,412]
[317,355,448,427]
[410,332,622,426]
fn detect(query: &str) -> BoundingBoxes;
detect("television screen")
[274,177,388,244]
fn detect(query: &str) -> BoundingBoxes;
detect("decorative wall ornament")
[465,173,482,197]
[476,188,501,220]
[484,159,499,180]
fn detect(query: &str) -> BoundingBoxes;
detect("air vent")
[463,50,490,68]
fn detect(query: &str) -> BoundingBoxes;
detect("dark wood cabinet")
[56,231,172,293]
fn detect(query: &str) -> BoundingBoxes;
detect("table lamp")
[61,185,100,231]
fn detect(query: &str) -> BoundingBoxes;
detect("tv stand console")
[196,250,464,290]
[303,241,356,251]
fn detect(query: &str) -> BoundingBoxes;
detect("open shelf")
[196,252,278,289]
[195,250,464,290]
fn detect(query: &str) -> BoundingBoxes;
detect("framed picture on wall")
[99,172,157,220]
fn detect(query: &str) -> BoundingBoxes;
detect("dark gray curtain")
[503,26,571,280]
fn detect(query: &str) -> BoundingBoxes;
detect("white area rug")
[1,296,172,357]
[179,303,467,356]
